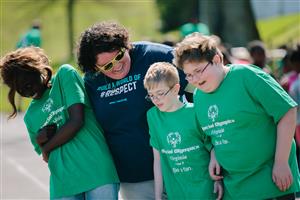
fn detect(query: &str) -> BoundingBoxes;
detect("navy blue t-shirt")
[84,41,188,182]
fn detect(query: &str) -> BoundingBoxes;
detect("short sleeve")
[245,67,297,123]
[56,65,87,108]
[24,116,42,155]
[147,110,160,150]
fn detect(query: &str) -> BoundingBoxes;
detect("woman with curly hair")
[76,21,190,199]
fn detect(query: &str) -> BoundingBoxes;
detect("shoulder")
[228,64,271,82]
[181,103,196,114]
[230,64,265,75]
[55,64,82,83]
[147,106,159,118]
[56,64,78,74]
[132,41,173,55]
[184,102,194,109]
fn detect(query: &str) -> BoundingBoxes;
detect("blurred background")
[0,0,299,112]
[0,0,300,199]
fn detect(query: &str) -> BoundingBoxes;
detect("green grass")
[0,1,299,113]
[257,13,300,48]
[0,0,165,113]
[1,0,164,62]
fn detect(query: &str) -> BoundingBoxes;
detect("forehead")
[183,61,207,73]
[147,82,169,92]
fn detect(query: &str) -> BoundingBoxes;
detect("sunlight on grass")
[257,13,300,48]
[1,1,299,112]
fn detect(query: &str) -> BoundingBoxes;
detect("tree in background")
[156,0,260,47]
[156,0,198,32]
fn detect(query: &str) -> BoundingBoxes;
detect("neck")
[166,98,184,112]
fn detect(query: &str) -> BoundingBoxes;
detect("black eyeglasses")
[96,48,126,72]
[185,62,211,81]
[145,86,174,102]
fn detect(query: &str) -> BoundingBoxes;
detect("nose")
[18,89,34,98]
[151,96,161,103]
[188,76,199,84]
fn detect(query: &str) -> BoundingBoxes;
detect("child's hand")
[214,180,223,200]
[209,149,223,181]
[42,151,49,163]
[272,162,293,191]
[36,128,48,147]
[36,124,57,147]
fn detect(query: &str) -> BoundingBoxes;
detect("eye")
[186,74,192,79]
[20,83,32,92]
[104,63,113,71]
[115,51,124,60]
[25,83,32,89]
[157,92,165,97]
[147,94,154,98]
[195,68,202,73]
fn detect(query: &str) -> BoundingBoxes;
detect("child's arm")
[153,148,163,200]
[273,107,297,191]
[209,148,223,181]
[38,103,84,162]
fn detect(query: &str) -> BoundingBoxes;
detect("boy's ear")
[212,54,221,64]
[174,83,180,93]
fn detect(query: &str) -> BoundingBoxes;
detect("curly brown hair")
[173,33,223,70]
[0,47,52,118]
[76,21,131,73]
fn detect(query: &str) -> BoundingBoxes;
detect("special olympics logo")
[208,105,218,122]
[167,132,181,148]
[42,98,54,113]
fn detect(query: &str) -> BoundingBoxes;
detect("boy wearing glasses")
[144,62,223,200]
[76,21,189,199]
[173,33,300,199]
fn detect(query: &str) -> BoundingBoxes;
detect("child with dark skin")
[0,47,119,199]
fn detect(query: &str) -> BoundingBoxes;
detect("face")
[146,82,180,112]
[16,70,47,99]
[183,60,223,93]
[95,48,131,80]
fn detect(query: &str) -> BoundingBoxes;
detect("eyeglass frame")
[145,85,175,102]
[185,61,211,81]
[95,48,126,72]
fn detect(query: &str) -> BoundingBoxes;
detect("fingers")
[272,173,293,191]
[209,165,223,180]
[43,157,48,163]
[214,181,223,200]
[215,164,220,176]
[211,174,223,181]
[210,167,223,181]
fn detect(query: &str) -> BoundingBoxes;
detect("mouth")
[198,81,206,86]
[156,103,163,108]
[112,63,124,73]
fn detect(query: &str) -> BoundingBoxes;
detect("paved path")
[1,112,49,199]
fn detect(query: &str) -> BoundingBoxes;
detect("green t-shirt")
[147,103,215,200]
[16,28,41,48]
[194,64,300,199]
[24,65,119,199]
